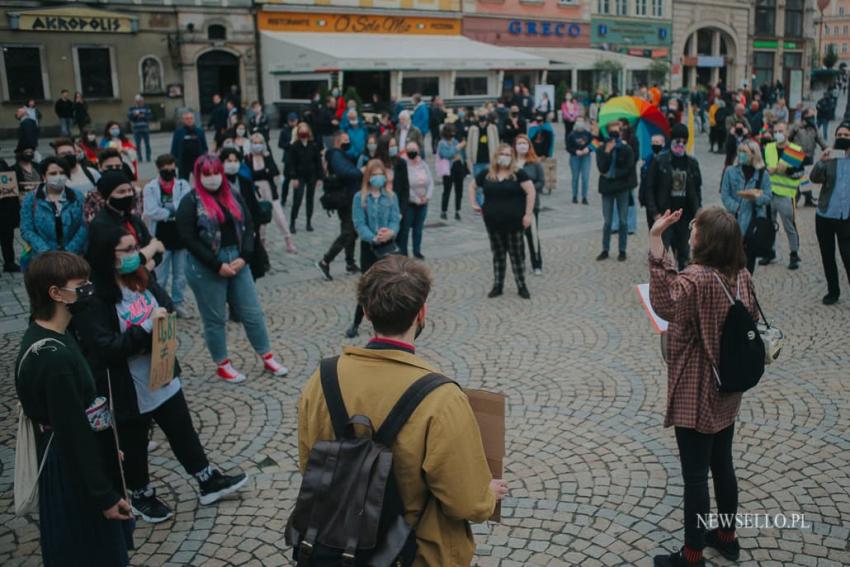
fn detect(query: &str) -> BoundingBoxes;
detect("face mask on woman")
[236,128,246,137]
[86,134,96,143]
[738,152,750,165]
[109,127,121,138]
[496,155,512,168]
[223,161,240,175]
[46,174,67,192]
[407,151,419,160]
[109,195,134,213]
[367,143,378,154]
[370,174,387,189]
[516,143,529,155]
[389,146,399,157]
[117,252,141,275]
[298,131,309,139]
[201,174,222,191]
[251,143,266,154]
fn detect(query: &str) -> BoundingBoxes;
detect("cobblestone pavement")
[1,125,849,567]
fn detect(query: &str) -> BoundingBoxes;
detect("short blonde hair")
[738,139,765,170]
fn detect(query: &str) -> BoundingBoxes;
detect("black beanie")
[96,170,131,199]
[671,123,689,141]
[836,121,850,136]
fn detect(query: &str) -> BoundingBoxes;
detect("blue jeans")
[400,203,428,256]
[602,191,630,253]
[59,117,73,137]
[611,190,638,234]
[185,246,271,363]
[569,154,591,200]
[133,129,151,162]
[819,119,829,141]
[154,249,187,306]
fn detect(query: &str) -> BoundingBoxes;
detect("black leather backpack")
[287,356,455,567]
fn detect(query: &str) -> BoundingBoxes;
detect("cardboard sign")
[636,283,668,333]
[149,313,177,390]
[0,171,18,200]
[465,388,506,522]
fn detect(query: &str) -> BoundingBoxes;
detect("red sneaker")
[262,353,289,377]
[216,360,246,383]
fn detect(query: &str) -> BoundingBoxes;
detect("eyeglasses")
[61,281,95,299]
[114,245,139,254]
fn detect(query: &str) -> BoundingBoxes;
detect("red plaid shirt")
[649,253,759,433]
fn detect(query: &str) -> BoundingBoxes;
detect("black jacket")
[176,189,255,272]
[72,277,179,421]
[17,118,39,152]
[55,98,74,119]
[596,142,637,195]
[645,152,703,218]
[392,157,410,215]
[87,207,155,267]
[286,140,323,182]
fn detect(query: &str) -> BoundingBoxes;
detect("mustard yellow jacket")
[298,346,496,566]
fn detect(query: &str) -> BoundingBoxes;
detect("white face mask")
[497,155,512,167]
[251,143,266,154]
[236,128,246,137]
[201,174,222,191]
[516,143,529,155]
[774,132,786,144]
[223,162,240,175]
[46,174,67,191]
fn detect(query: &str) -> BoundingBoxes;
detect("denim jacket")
[20,185,87,255]
[352,190,401,243]
[142,177,192,236]
[720,165,773,235]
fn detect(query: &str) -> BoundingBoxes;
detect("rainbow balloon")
[598,96,672,160]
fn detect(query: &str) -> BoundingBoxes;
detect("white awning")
[520,48,653,71]
[261,31,548,73]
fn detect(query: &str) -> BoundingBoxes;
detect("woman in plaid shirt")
[649,207,760,567]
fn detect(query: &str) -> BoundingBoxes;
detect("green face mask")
[117,252,141,275]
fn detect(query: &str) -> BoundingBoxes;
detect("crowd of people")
[7,77,850,567]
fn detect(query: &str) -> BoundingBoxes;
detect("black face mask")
[608,131,620,140]
[67,298,91,316]
[159,169,176,181]
[734,128,744,136]
[414,319,425,340]
[60,154,77,171]
[407,151,418,160]
[109,195,134,213]
[340,142,351,152]
[651,144,664,154]
[834,137,850,151]
[19,153,34,163]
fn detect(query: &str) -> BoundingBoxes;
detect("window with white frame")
[598,0,610,14]
[2,45,47,101]
[401,76,439,97]
[75,46,117,99]
[651,0,663,17]
[454,75,488,96]
[635,0,647,16]
[279,79,327,100]
[616,0,628,16]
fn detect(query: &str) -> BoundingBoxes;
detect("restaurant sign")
[258,11,460,35]
[9,7,137,33]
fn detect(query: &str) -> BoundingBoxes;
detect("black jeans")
[524,209,542,270]
[0,220,15,268]
[353,241,379,327]
[441,162,466,213]
[323,206,356,266]
[662,210,693,271]
[290,179,316,227]
[675,424,738,551]
[280,177,291,207]
[118,389,208,491]
[816,214,850,297]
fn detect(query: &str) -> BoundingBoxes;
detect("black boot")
[487,286,503,298]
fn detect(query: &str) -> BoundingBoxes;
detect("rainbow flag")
[781,146,805,169]
[590,138,603,152]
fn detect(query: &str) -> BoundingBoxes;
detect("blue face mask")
[737,152,750,165]
[117,252,141,275]
[389,146,399,157]
[109,127,121,138]
[370,174,387,189]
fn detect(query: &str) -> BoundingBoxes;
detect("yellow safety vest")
[764,142,802,199]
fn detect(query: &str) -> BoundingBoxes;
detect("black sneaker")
[618,252,627,262]
[414,253,425,261]
[199,470,248,505]
[823,293,839,305]
[455,211,461,221]
[131,490,174,524]
[487,286,503,298]
[316,260,333,281]
[345,324,359,338]
[653,549,705,567]
[596,251,609,261]
[705,529,741,561]
[572,196,578,204]
[759,253,775,266]
[3,263,21,273]
[440,211,447,220]
[346,262,361,274]
[518,286,531,299]
[306,223,314,232]
[788,252,800,270]
[289,223,297,234]
[582,198,589,205]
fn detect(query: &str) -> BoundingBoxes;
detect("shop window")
[784,0,803,37]
[783,52,802,69]
[755,0,776,36]
[208,24,227,41]
[76,47,116,99]
[616,0,628,16]
[635,0,647,16]
[401,76,439,97]
[454,76,488,96]
[752,51,774,88]
[279,79,326,100]
[2,46,45,101]
[597,0,610,14]
[651,0,663,17]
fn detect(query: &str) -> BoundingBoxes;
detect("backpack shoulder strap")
[711,271,736,305]
[319,356,349,440]
[376,373,456,447]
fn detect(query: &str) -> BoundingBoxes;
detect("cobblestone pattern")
[0,128,848,566]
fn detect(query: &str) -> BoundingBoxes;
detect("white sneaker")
[216,360,246,383]
[533,268,543,276]
[262,353,289,377]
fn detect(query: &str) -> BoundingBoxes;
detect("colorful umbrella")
[598,96,671,160]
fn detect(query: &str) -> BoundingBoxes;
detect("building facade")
[590,0,673,60]
[819,0,850,65]
[0,1,256,135]
[671,0,750,93]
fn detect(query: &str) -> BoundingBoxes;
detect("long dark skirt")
[38,443,133,567]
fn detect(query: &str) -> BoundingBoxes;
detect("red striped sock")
[683,546,704,564]
[718,529,737,543]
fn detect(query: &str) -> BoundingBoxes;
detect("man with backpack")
[315,131,361,281]
[293,256,507,565]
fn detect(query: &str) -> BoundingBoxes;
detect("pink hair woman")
[176,155,288,383]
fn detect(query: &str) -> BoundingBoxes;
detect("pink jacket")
[561,100,580,123]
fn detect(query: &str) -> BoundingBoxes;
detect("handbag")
[256,200,273,225]
[370,240,399,259]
